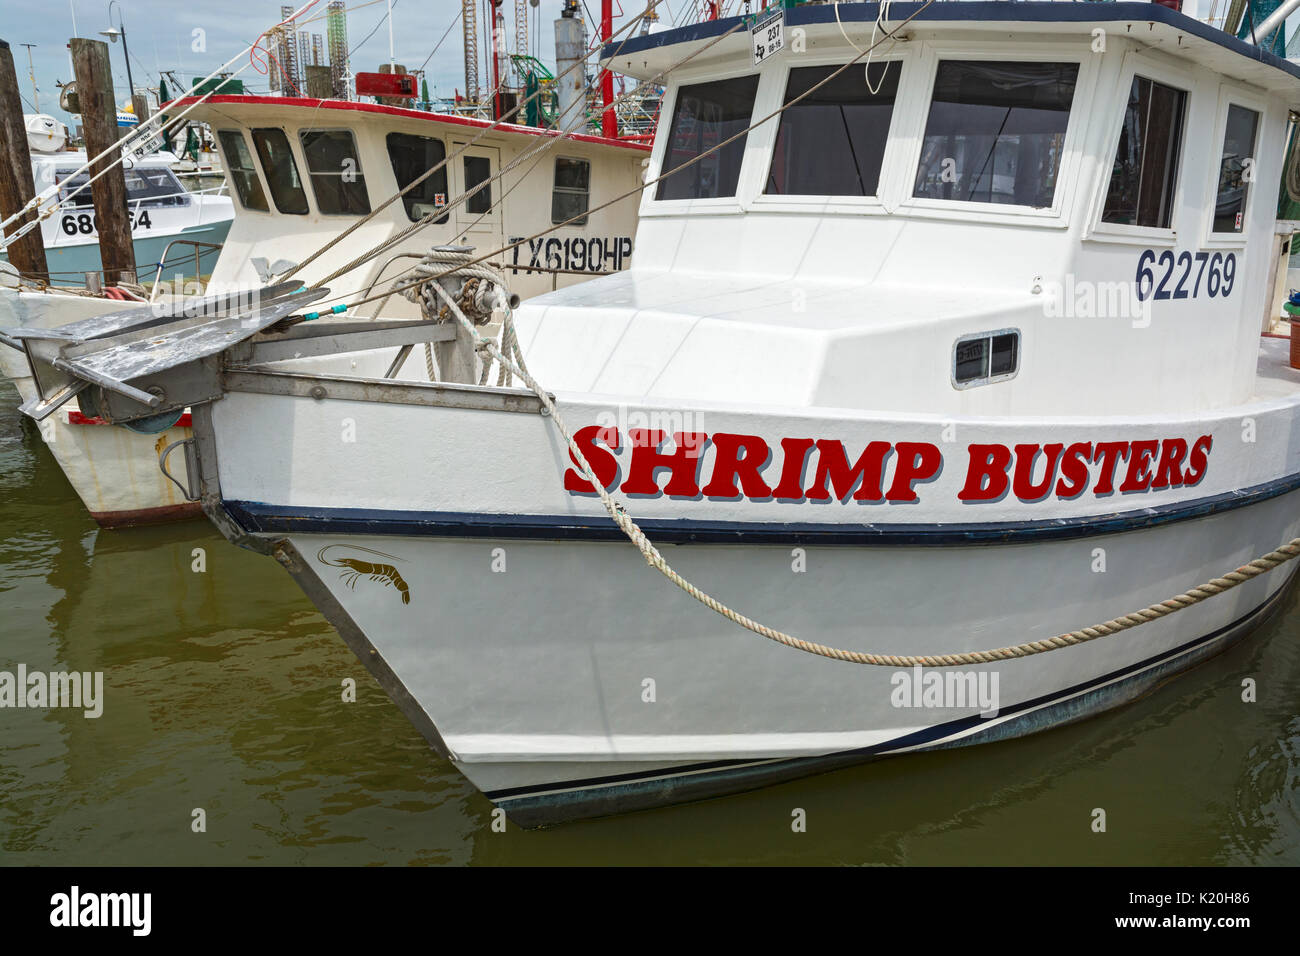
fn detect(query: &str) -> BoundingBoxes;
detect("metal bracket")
[158,437,200,502]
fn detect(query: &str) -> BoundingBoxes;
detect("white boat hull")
[0,290,199,526]
[198,351,1300,825]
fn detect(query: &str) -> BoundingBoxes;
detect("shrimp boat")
[12,1,1300,825]
[0,96,647,525]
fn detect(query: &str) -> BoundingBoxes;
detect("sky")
[0,0,684,124]
[0,0,1279,127]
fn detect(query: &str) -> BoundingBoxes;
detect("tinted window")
[57,166,188,208]
[766,62,899,197]
[914,61,1078,208]
[1102,76,1187,229]
[124,167,188,207]
[217,130,268,212]
[1213,104,1259,233]
[656,75,759,201]
[300,129,370,215]
[954,330,1020,387]
[552,157,590,224]
[251,128,308,214]
[464,156,492,215]
[385,132,449,224]
[55,169,95,208]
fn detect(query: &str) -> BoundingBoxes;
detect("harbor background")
[2,385,1297,865]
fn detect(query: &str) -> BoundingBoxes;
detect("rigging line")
[1,0,323,243]
[296,0,387,29]
[303,18,753,311]
[363,108,577,319]
[331,0,939,312]
[277,0,667,284]
[418,9,464,75]
[302,33,734,311]
[347,0,397,60]
[302,1,712,296]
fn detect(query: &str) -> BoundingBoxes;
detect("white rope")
[835,0,898,95]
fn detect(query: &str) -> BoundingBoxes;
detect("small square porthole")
[953,329,1020,389]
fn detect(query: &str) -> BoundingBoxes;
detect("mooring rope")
[409,263,1300,668]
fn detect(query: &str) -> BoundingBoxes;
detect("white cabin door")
[451,143,502,242]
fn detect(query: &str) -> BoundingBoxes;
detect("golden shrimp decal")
[316,545,411,606]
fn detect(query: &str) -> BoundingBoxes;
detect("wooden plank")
[0,38,50,281]
[69,38,136,285]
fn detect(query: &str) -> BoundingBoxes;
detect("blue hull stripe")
[484,575,1292,802]
[224,468,1300,547]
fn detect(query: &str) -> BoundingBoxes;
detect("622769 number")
[1136,250,1236,302]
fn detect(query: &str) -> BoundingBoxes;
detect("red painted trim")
[68,411,193,427]
[91,500,204,528]
[165,95,652,152]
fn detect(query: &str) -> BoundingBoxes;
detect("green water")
[1,386,1298,866]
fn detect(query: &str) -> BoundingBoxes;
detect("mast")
[462,0,480,105]
[600,0,615,137]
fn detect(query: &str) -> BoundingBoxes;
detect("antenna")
[19,42,38,112]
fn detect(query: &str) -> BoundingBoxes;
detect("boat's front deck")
[1254,335,1300,403]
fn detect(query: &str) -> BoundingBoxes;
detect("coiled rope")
[399,248,526,386]
[409,262,1300,668]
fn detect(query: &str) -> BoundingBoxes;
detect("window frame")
[748,51,912,216]
[1085,52,1196,247]
[895,44,1092,228]
[450,141,501,233]
[215,129,271,214]
[250,126,310,216]
[551,155,592,226]
[124,164,192,209]
[298,127,371,217]
[384,131,450,224]
[643,64,764,217]
[1200,84,1266,248]
[951,328,1021,390]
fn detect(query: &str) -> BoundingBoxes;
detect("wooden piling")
[0,39,50,281]
[70,37,136,285]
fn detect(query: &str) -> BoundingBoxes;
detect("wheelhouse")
[174,96,649,310]
[586,1,1300,419]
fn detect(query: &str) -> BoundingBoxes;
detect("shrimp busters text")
[562,428,1214,503]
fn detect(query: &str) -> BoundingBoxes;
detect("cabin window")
[913,61,1078,208]
[464,156,493,214]
[250,128,309,215]
[216,130,268,212]
[54,170,95,208]
[1102,77,1187,229]
[656,75,759,201]
[56,166,190,210]
[300,130,371,215]
[385,132,449,223]
[124,167,189,207]
[552,157,591,225]
[1213,104,1259,234]
[953,329,1019,388]
[765,62,900,197]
